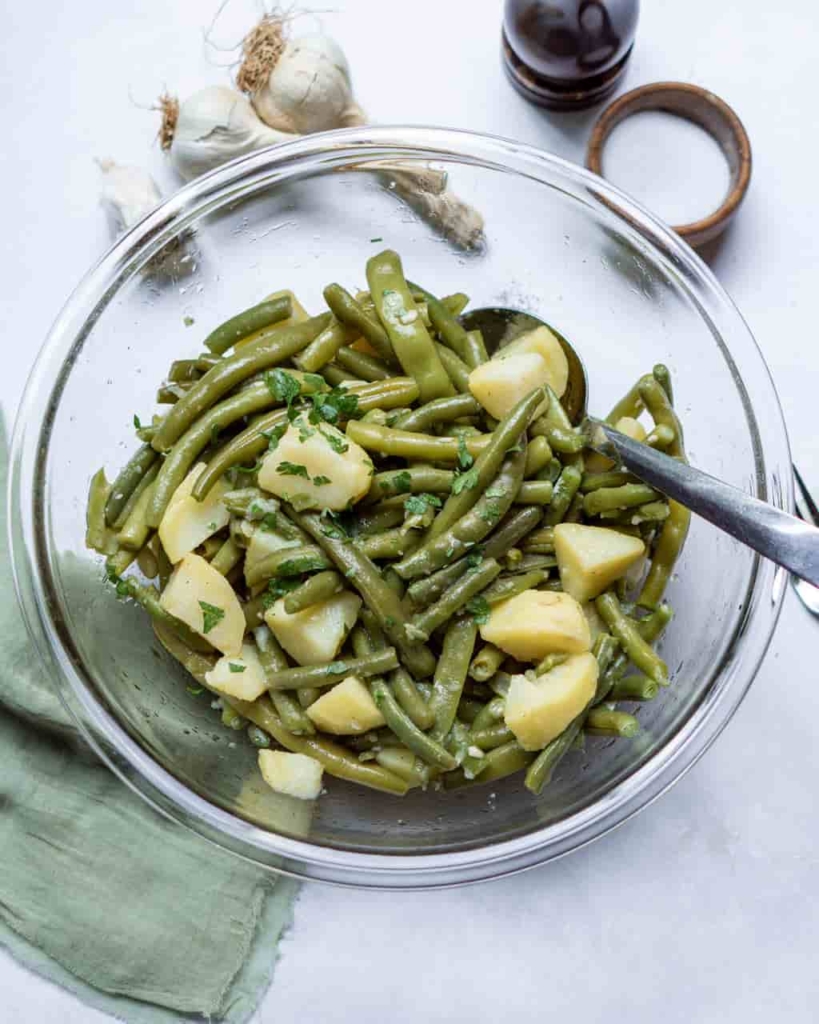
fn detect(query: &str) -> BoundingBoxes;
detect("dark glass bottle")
[502,0,640,111]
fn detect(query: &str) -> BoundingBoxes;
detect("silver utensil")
[791,466,819,613]
[463,305,819,587]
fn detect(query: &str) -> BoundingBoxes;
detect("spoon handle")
[601,426,819,587]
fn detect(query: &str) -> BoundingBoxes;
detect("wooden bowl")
[586,81,752,248]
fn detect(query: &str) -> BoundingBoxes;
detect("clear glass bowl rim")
[8,126,791,889]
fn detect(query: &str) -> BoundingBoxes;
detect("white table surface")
[2,1,818,1021]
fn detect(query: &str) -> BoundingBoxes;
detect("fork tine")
[793,465,819,527]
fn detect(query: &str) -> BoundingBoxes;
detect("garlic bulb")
[159,86,293,181]
[237,21,362,134]
[98,159,162,232]
[391,171,485,251]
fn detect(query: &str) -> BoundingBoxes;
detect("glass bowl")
[9,127,790,888]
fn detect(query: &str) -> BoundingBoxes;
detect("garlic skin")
[251,34,361,134]
[98,160,162,232]
[169,86,292,181]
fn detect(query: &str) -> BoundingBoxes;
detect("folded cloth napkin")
[0,413,299,1023]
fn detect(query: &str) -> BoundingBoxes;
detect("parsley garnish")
[199,601,225,634]
[320,428,349,454]
[370,236,383,242]
[183,315,195,326]
[261,425,286,452]
[263,577,302,607]
[229,663,246,673]
[466,595,491,626]
[277,462,310,479]
[465,547,484,569]
[309,387,359,426]
[297,421,315,443]
[313,475,332,486]
[388,471,412,494]
[384,615,396,628]
[265,368,302,410]
[486,484,507,499]
[479,502,501,524]
[261,512,279,532]
[405,493,443,516]
[302,372,326,391]
[133,413,142,430]
[457,434,474,470]
[452,467,479,495]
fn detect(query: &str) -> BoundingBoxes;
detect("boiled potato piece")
[158,463,230,564]
[265,590,361,666]
[205,642,268,701]
[257,419,372,511]
[305,676,386,735]
[244,526,300,586]
[500,325,569,398]
[468,351,550,421]
[554,523,645,603]
[479,589,591,661]
[586,416,648,473]
[504,653,598,750]
[258,750,323,800]
[160,553,245,655]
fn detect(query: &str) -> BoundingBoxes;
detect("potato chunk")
[305,676,386,735]
[265,590,361,666]
[554,523,645,603]
[479,589,591,661]
[205,642,268,701]
[501,325,569,398]
[585,416,648,473]
[468,351,551,420]
[504,653,598,750]
[160,553,245,655]
[158,463,230,564]
[258,750,323,800]
[257,419,372,511]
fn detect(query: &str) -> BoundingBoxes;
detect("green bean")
[153,622,215,686]
[200,535,224,561]
[481,568,551,607]
[151,313,330,453]
[601,500,670,526]
[354,505,406,536]
[321,363,362,387]
[366,466,454,503]
[366,251,453,401]
[242,594,267,628]
[544,465,583,526]
[86,469,118,555]
[297,688,320,709]
[407,281,472,363]
[445,720,487,779]
[118,578,214,653]
[606,380,644,424]
[470,644,506,682]
[638,499,689,608]
[209,536,243,577]
[583,483,660,517]
[395,446,526,579]
[192,377,420,501]
[515,481,554,505]
[147,379,290,527]
[265,649,399,691]
[156,384,187,403]
[104,445,159,527]
[406,505,542,606]
[290,509,437,678]
[386,668,433,730]
[136,539,158,580]
[638,374,685,458]
[429,387,544,541]
[441,292,469,317]
[469,722,514,750]
[282,570,343,613]
[456,698,486,725]
[336,346,393,382]
[524,435,553,478]
[369,678,457,769]
[110,460,161,532]
[346,420,491,463]
[524,720,582,795]
[203,294,293,355]
[245,544,331,588]
[646,423,676,449]
[464,330,488,368]
[117,478,157,551]
[585,707,640,737]
[223,488,281,520]
[468,695,503,731]
[295,316,357,373]
[652,363,674,405]
[445,740,534,788]
[323,283,397,366]
[373,748,434,788]
[434,341,472,393]
[411,558,501,640]
[609,674,660,701]
[356,528,418,561]
[531,385,586,453]
[393,394,481,433]
[253,624,315,735]
[534,652,569,677]
[431,616,477,739]
[580,471,636,493]
[595,591,668,686]
[503,547,523,570]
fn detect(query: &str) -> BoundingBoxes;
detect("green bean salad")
[86,249,689,800]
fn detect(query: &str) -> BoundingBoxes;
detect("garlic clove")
[98,159,162,233]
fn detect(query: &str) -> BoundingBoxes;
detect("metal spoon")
[462,307,819,588]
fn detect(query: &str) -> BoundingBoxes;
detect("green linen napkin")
[0,413,299,1023]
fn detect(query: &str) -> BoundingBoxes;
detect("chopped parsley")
[465,595,491,626]
[229,663,246,673]
[277,461,310,479]
[309,387,359,426]
[465,547,485,569]
[313,475,332,486]
[297,421,315,443]
[320,510,351,541]
[183,315,195,327]
[320,428,349,454]
[451,466,479,495]
[405,493,442,516]
[384,615,397,628]
[209,423,221,445]
[479,502,501,524]
[456,434,474,470]
[265,368,302,410]
[199,601,225,634]
[261,425,286,452]
[370,236,383,243]
[387,470,412,494]
[302,372,326,392]
[133,413,142,430]
[486,484,507,499]
[263,577,302,607]
[260,512,279,532]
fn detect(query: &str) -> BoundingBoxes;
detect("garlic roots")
[159,85,293,181]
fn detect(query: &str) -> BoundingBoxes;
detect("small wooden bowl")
[586,82,752,248]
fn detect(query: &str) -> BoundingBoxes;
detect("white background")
[2,1,818,1021]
